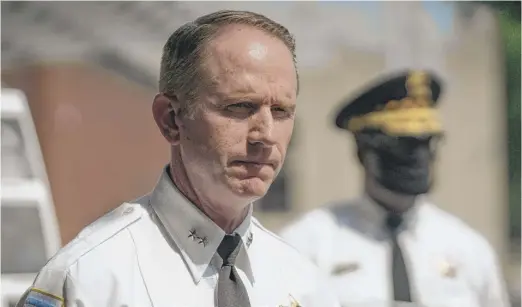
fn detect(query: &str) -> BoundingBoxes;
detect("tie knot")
[217,234,242,266]
[386,213,403,231]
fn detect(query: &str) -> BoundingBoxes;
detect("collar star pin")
[246,232,254,247]
[188,229,197,241]
[439,259,457,278]
[198,237,208,247]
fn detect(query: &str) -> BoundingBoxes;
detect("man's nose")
[247,107,276,147]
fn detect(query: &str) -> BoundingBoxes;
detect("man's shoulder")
[37,198,149,279]
[424,202,493,250]
[76,195,149,236]
[280,200,356,235]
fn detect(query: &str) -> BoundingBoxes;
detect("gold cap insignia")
[347,70,443,136]
[406,70,433,104]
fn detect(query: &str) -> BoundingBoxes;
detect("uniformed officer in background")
[17,10,340,307]
[281,71,510,307]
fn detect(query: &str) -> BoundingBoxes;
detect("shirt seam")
[67,214,143,269]
[127,227,154,307]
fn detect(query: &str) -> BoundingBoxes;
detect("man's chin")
[229,177,270,200]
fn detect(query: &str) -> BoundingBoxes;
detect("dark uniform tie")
[216,234,251,307]
[386,213,412,302]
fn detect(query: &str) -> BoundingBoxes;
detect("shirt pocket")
[422,277,478,307]
[329,260,380,304]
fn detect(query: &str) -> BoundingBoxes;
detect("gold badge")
[331,262,360,276]
[278,294,301,307]
[406,70,432,103]
[439,259,457,278]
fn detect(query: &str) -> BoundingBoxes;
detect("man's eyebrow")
[222,94,296,107]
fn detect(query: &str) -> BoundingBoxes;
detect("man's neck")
[168,149,249,234]
[364,176,417,214]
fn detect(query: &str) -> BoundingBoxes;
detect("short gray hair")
[159,10,298,117]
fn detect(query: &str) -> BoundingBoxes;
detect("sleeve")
[15,268,67,307]
[63,269,98,307]
[15,267,96,307]
[479,242,511,307]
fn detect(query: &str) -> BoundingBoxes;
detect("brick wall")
[3,62,168,244]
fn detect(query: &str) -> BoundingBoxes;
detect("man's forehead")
[248,42,268,60]
[209,72,296,103]
[200,28,297,97]
[204,25,292,68]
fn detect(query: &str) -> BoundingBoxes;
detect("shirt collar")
[150,165,255,284]
[358,194,425,233]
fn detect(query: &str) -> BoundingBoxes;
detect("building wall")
[3,63,168,244]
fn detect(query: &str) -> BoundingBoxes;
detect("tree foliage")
[483,1,521,240]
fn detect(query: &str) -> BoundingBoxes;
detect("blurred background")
[0,1,520,306]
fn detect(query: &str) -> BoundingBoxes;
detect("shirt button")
[123,207,134,215]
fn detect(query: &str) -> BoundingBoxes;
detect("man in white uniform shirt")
[280,71,510,307]
[17,10,340,307]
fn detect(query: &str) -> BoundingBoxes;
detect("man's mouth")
[232,160,276,169]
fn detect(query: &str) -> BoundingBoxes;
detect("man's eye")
[226,102,254,111]
[272,106,294,118]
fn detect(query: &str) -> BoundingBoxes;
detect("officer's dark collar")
[359,194,425,234]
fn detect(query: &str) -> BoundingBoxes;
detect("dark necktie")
[386,213,412,302]
[216,234,251,307]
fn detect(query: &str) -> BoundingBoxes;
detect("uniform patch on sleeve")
[23,288,64,307]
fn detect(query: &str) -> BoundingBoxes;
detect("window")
[1,118,33,181]
[1,205,48,274]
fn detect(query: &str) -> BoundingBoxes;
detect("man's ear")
[152,93,182,145]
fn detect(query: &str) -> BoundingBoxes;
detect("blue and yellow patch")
[23,288,64,307]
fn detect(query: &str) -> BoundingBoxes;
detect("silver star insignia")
[198,237,208,247]
[246,233,254,246]
[188,229,197,240]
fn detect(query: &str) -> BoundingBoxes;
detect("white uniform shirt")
[18,167,340,307]
[280,196,510,307]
